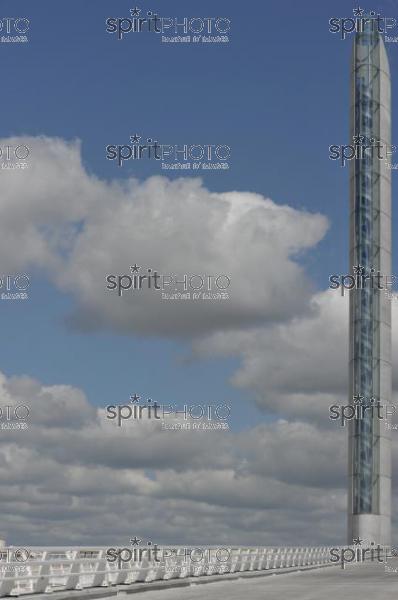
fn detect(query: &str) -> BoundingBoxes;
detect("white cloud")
[0,136,329,336]
[192,291,348,422]
[0,371,350,547]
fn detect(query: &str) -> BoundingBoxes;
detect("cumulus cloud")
[192,291,348,423]
[0,370,350,547]
[0,137,101,273]
[0,136,329,336]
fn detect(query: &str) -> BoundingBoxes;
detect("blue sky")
[2,0,386,423]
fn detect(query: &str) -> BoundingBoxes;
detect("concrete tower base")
[348,514,391,546]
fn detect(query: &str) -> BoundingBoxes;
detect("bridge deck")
[117,561,398,600]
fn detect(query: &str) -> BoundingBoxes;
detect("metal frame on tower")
[348,23,392,546]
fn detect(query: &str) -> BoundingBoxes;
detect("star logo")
[353,394,364,405]
[130,536,141,546]
[130,134,141,144]
[130,7,141,16]
[130,264,141,273]
[353,7,364,17]
[130,393,140,403]
[353,134,364,145]
[360,136,375,145]
[353,265,364,275]
[353,537,363,545]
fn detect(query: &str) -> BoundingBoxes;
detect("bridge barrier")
[0,546,344,597]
